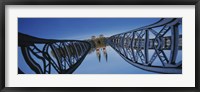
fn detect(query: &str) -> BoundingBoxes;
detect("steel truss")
[108,18,182,74]
[18,33,91,74]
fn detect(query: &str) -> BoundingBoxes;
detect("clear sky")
[18,18,160,40]
[18,18,182,74]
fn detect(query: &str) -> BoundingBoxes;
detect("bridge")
[18,33,91,74]
[108,18,182,74]
[18,18,182,74]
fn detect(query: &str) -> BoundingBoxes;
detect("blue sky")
[18,18,182,74]
[18,18,160,40]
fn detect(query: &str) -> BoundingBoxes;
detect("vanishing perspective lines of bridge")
[18,18,182,74]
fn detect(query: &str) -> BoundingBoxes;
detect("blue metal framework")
[18,33,91,74]
[108,18,182,74]
[18,18,182,74]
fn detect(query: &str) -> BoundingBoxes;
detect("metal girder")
[108,18,182,74]
[144,30,149,64]
[130,32,137,62]
[18,33,91,74]
[169,25,179,64]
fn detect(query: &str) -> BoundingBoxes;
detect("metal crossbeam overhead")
[18,33,91,74]
[108,18,182,74]
[18,18,182,74]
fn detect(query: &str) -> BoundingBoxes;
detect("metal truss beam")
[18,33,91,74]
[108,18,182,74]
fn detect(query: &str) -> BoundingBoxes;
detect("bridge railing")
[18,33,91,74]
[108,18,182,74]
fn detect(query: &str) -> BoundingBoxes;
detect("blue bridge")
[108,18,182,74]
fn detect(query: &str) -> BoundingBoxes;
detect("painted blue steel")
[130,32,136,61]
[169,25,179,64]
[18,18,182,74]
[110,45,182,74]
[108,18,182,74]
[122,34,127,57]
[144,30,149,64]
